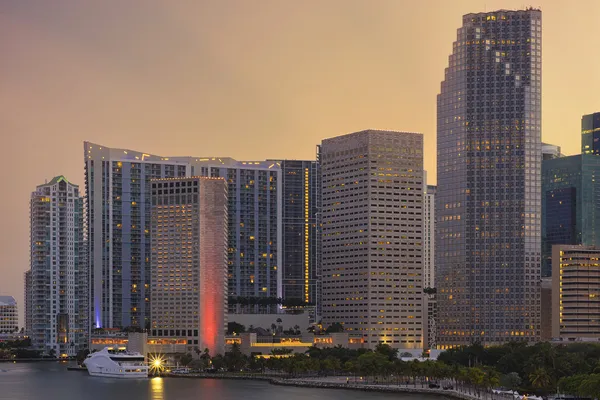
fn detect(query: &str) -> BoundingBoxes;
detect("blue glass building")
[541,154,600,276]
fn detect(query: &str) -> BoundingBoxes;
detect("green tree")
[323,356,341,375]
[76,349,90,365]
[358,352,391,379]
[201,348,211,368]
[227,322,246,335]
[500,372,522,390]
[325,323,344,333]
[558,374,588,396]
[224,343,247,371]
[375,343,398,361]
[529,367,552,391]
[179,353,194,366]
[211,354,225,371]
[48,348,56,358]
[578,374,600,399]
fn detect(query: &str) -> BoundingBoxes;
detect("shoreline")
[168,373,476,399]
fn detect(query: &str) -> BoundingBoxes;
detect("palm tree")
[194,346,201,359]
[201,348,211,369]
[529,367,552,391]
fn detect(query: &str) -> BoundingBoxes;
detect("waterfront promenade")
[169,373,511,400]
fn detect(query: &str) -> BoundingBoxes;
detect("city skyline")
[2,1,600,324]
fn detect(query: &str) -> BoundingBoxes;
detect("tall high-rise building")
[85,143,283,329]
[150,177,228,356]
[0,296,18,334]
[24,270,32,335]
[552,245,600,340]
[30,176,85,355]
[423,179,436,289]
[582,112,600,155]
[437,9,542,347]
[541,154,600,276]
[85,142,189,330]
[320,130,424,349]
[277,160,321,314]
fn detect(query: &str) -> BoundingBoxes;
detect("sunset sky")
[1,0,599,324]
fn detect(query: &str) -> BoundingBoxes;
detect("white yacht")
[83,347,148,378]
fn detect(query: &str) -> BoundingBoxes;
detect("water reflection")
[150,377,164,400]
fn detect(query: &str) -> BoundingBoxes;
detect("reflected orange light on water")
[150,377,164,400]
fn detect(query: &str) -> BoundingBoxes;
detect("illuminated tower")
[320,130,424,350]
[150,177,228,356]
[278,160,321,318]
[436,9,542,347]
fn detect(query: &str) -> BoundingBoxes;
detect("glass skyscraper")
[582,112,600,155]
[278,160,321,313]
[85,143,189,330]
[436,9,542,347]
[542,154,600,277]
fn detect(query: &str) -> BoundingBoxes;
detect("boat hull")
[86,369,148,379]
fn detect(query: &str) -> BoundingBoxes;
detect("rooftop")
[0,296,16,306]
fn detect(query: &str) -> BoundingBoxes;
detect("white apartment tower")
[320,130,424,349]
[30,176,85,356]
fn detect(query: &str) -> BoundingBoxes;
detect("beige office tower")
[150,177,228,356]
[320,130,424,350]
[552,245,600,341]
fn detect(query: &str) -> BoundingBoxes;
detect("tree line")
[171,341,600,398]
[437,341,600,398]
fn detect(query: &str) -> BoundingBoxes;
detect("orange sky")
[1,0,599,325]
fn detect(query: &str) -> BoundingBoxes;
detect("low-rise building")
[225,332,365,356]
[0,296,18,334]
[552,245,600,341]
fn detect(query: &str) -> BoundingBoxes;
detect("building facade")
[30,176,85,355]
[437,9,542,347]
[540,277,552,341]
[278,160,321,314]
[542,154,600,277]
[320,130,424,349]
[150,177,228,356]
[0,296,18,334]
[24,270,32,335]
[552,245,600,340]
[582,112,600,155]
